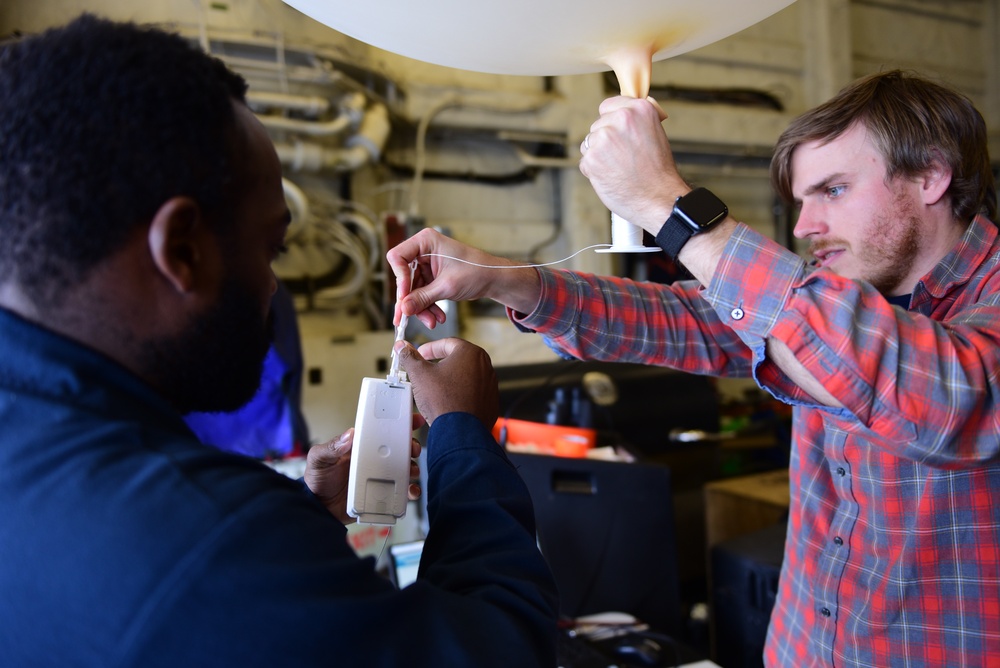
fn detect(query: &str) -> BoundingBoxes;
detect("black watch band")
[655,213,693,259]
[654,187,729,261]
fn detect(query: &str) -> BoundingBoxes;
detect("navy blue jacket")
[0,307,558,667]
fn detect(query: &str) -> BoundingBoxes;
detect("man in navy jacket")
[0,15,558,667]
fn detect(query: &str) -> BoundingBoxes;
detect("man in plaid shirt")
[388,70,1000,666]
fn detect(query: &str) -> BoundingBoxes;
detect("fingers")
[386,229,458,327]
[303,428,357,525]
[306,428,353,469]
[402,291,447,325]
[410,413,427,433]
[596,94,640,115]
[399,337,499,428]
[393,340,422,366]
[413,337,463,362]
[646,96,669,122]
[584,96,665,152]
[387,238,419,297]
[595,94,665,119]
[579,94,682,230]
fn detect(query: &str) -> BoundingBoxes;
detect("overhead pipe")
[256,91,366,137]
[247,90,331,116]
[274,102,390,172]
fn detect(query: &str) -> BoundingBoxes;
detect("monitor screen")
[387,539,424,589]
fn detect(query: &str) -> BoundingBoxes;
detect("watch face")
[676,188,728,232]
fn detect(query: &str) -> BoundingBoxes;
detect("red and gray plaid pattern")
[515,216,1000,667]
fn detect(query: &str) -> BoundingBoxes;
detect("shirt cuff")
[507,268,570,334]
[702,223,806,341]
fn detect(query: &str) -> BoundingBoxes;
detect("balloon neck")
[605,45,654,98]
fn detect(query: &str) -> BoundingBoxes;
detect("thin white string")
[375,526,392,564]
[420,243,612,269]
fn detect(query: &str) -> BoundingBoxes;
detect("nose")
[792,201,826,240]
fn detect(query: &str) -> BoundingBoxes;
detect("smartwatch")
[654,187,729,260]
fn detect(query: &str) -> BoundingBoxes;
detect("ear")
[919,151,953,207]
[147,197,208,294]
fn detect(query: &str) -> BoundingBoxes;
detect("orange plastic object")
[493,418,597,458]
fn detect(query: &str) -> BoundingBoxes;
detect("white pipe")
[337,210,382,271]
[247,90,331,116]
[345,102,390,163]
[273,102,391,173]
[258,113,352,137]
[313,221,370,303]
[275,141,327,172]
[410,95,462,217]
[256,91,366,137]
[510,144,578,169]
[281,178,310,239]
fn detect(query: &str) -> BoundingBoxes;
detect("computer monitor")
[387,539,424,589]
[508,452,682,637]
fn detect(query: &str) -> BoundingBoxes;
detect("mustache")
[808,239,838,255]
[808,238,848,256]
[805,238,848,269]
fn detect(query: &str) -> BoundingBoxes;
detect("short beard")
[139,276,273,414]
[860,189,921,295]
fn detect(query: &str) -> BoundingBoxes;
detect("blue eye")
[827,185,847,198]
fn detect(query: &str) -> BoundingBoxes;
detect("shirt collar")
[0,306,184,430]
[918,215,998,300]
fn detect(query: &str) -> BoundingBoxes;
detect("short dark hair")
[771,69,996,224]
[0,14,249,304]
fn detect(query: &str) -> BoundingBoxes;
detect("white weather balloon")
[282,0,797,252]
[281,0,796,76]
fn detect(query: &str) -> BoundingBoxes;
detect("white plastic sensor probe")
[345,259,418,525]
[346,376,413,524]
[387,259,417,384]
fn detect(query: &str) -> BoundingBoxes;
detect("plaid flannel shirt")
[512,216,1000,667]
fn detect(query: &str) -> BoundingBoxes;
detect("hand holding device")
[306,426,423,525]
[395,338,499,429]
[304,429,356,524]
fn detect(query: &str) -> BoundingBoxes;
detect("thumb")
[646,96,668,122]
[395,341,425,376]
[401,285,443,319]
[306,428,353,469]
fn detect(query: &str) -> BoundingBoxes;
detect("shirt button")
[821,608,831,617]
[731,307,745,320]
[834,537,844,546]
[836,467,846,476]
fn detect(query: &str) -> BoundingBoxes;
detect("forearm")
[482,263,542,316]
[420,412,559,664]
[764,338,843,408]
[515,268,756,376]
